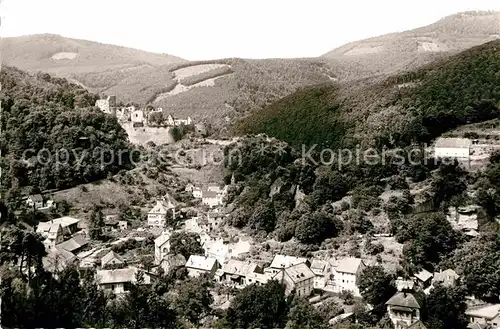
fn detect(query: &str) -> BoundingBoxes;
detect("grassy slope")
[234,40,500,149]
[323,11,500,80]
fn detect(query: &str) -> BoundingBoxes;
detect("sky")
[1,0,499,60]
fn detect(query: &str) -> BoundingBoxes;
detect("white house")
[202,190,223,208]
[265,254,308,275]
[434,137,471,159]
[96,267,153,294]
[331,257,365,297]
[273,263,315,297]
[216,260,262,288]
[386,290,426,329]
[310,259,333,290]
[465,304,500,329]
[192,187,203,199]
[154,230,172,264]
[131,110,145,127]
[26,194,55,210]
[37,222,64,249]
[185,255,219,278]
[148,196,176,228]
[95,95,116,114]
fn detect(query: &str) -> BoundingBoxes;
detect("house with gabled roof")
[101,251,124,268]
[273,263,315,297]
[56,234,88,254]
[465,304,500,329]
[414,269,433,289]
[310,259,333,290]
[433,269,459,288]
[148,195,176,228]
[216,260,262,287]
[96,267,153,294]
[265,254,309,275]
[159,254,186,274]
[42,247,77,273]
[154,230,172,264]
[386,290,426,329]
[331,257,366,297]
[185,255,219,278]
[202,190,223,208]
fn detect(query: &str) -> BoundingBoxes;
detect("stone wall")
[122,122,174,146]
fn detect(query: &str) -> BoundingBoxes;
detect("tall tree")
[169,231,204,259]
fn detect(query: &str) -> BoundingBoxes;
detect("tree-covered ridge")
[234,40,500,149]
[0,66,133,192]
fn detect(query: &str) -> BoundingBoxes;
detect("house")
[207,185,223,193]
[95,95,116,114]
[166,114,175,126]
[26,194,54,210]
[207,211,225,229]
[192,187,203,199]
[265,254,308,275]
[386,290,426,329]
[245,271,273,286]
[414,269,433,289]
[131,110,145,127]
[202,190,223,208]
[434,137,471,159]
[331,257,366,297]
[173,116,192,126]
[37,222,64,249]
[118,221,128,231]
[104,215,120,232]
[101,251,124,268]
[42,247,77,273]
[154,231,172,264]
[310,259,333,290]
[148,198,175,228]
[96,267,153,294]
[433,269,459,287]
[216,260,262,287]
[159,254,186,274]
[273,263,315,297]
[185,255,219,278]
[185,183,195,192]
[56,235,88,254]
[37,217,81,239]
[465,304,500,329]
[196,217,211,232]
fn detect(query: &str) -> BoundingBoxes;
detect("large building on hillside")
[434,138,471,159]
[95,95,117,114]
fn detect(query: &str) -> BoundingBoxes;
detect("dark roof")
[57,235,88,252]
[29,194,43,202]
[386,291,425,309]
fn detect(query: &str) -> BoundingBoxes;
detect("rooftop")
[221,259,259,277]
[433,269,459,282]
[334,257,364,274]
[414,269,433,282]
[386,291,426,309]
[42,247,76,272]
[435,137,471,149]
[270,254,307,269]
[96,267,147,285]
[185,255,218,271]
[310,259,330,275]
[465,304,500,320]
[154,231,171,247]
[56,235,88,252]
[101,251,124,266]
[284,263,315,283]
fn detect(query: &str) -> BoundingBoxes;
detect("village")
[27,126,500,329]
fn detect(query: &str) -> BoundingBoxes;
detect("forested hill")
[234,40,500,149]
[0,66,133,194]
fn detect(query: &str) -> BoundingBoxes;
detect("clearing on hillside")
[172,64,231,79]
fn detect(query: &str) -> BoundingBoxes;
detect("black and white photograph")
[0,0,499,328]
